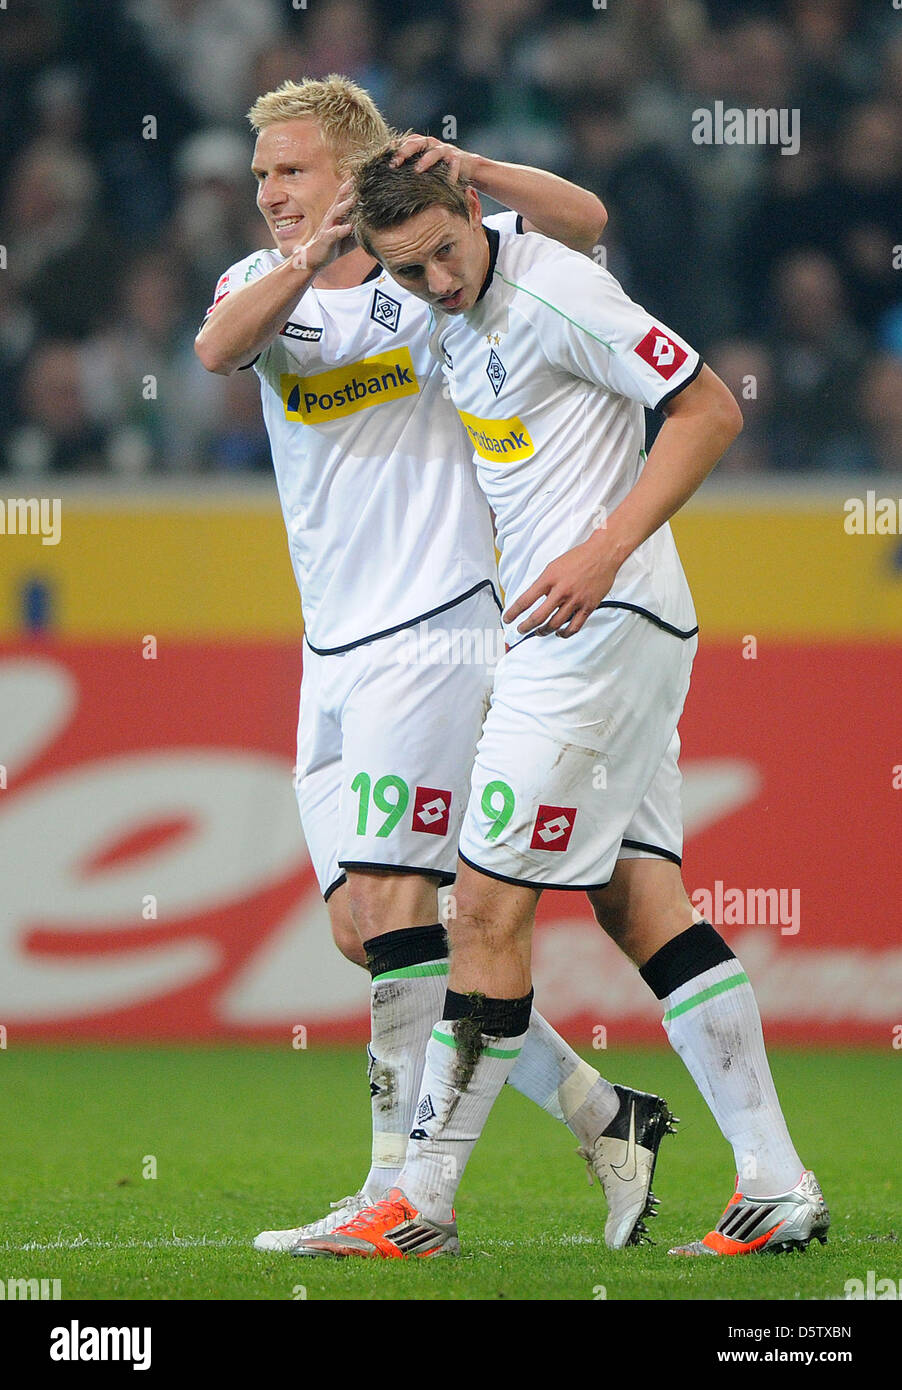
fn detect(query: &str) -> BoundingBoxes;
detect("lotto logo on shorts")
[530,804,577,851]
[634,327,687,380]
[412,786,452,836]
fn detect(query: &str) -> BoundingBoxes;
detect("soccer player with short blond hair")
[197,76,677,1255]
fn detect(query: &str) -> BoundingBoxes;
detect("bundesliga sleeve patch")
[204,273,230,319]
[529,805,577,851]
[634,327,688,380]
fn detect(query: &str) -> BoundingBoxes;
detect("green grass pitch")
[1,1044,896,1302]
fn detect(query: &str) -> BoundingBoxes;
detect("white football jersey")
[429,226,702,640]
[207,216,521,652]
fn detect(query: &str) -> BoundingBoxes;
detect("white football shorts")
[295,584,501,899]
[458,604,697,890]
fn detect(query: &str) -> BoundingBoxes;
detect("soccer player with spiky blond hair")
[196,76,677,1255]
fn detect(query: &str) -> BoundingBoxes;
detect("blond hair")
[247,75,391,172]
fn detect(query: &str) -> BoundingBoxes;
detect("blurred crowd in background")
[1,0,900,477]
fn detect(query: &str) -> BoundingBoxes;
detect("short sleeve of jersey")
[203,250,273,323]
[517,250,701,411]
[203,249,305,373]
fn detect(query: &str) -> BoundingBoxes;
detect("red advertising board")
[1,641,898,1043]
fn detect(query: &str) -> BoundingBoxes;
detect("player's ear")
[465,186,483,227]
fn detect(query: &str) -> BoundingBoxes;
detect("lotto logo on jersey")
[634,327,688,380]
[281,349,419,423]
[529,804,577,851]
[281,320,323,342]
[457,410,534,462]
[412,786,452,836]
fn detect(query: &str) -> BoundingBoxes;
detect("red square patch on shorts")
[634,327,687,380]
[412,786,452,836]
[529,804,577,851]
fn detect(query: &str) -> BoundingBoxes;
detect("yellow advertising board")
[0,483,899,639]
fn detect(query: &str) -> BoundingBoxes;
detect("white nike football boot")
[253,1192,370,1253]
[578,1083,678,1248]
[668,1170,830,1255]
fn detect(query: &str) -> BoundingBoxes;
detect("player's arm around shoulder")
[392,134,606,254]
[469,154,606,254]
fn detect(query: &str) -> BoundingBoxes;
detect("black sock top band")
[639,920,736,1001]
[443,987,534,1039]
[365,923,447,979]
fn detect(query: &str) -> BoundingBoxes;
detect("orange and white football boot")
[292,1188,459,1259]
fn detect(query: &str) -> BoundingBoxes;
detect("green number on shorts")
[351,771,371,836]
[373,774,410,838]
[482,780,515,840]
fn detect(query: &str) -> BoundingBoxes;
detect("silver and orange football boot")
[669,1169,830,1256]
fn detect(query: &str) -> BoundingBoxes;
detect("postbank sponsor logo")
[457,410,534,461]
[281,348,419,423]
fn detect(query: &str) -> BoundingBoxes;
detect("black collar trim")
[362,261,382,284]
[476,227,500,304]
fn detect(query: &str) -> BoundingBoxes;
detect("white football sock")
[662,958,803,1196]
[362,959,448,1201]
[398,1019,526,1222]
[509,1009,619,1142]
